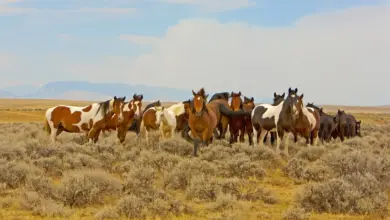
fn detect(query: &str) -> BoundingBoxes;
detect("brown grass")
[0,99,389,219]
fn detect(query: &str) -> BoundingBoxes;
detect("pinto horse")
[116,95,143,143]
[189,88,251,156]
[44,96,125,143]
[128,100,161,135]
[102,94,143,135]
[291,94,320,146]
[251,88,300,155]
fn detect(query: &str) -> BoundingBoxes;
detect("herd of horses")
[43,87,362,156]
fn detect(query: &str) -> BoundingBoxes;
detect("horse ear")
[274,92,277,98]
[114,96,117,100]
[140,95,143,100]
[238,91,241,96]
[251,97,254,102]
[230,92,234,97]
[299,94,304,99]
[192,90,196,96]
[288,87,291,93]
[282,93,285,98]
[133,94,136,99]
[295,88,298,93]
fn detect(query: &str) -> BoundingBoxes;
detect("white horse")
[155,102,186,140]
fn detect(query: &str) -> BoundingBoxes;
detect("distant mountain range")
[0,81,271,103]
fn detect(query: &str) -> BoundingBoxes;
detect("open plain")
[0,98,390,220]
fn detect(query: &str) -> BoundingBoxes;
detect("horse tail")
[218,104,251,118]
[43,116,51,135]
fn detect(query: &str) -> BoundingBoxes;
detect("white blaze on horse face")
[197,97,201,100]
[134,101,140,118]
[118,103,130,122]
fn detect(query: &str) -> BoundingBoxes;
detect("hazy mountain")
[0,89,15,98]
[0,81,272,103]
[1,84,39,97]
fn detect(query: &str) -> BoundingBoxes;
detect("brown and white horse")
[44,96,125,144]
[116,95,143,143]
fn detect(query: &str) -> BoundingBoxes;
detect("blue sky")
[1,0,389,105]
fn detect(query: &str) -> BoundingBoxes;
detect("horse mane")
[168,102,186,116]
[144,100,161,112]
[209,92,229,103]
[96,99,111,117]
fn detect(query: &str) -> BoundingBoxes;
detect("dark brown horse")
[332,110,347,142]
[306,103,337,143]
[345,113,361,138]
[229,92,246,144]
[242,96,256,145]
[228,92,255,145]
[291,94,320,146]
[208,92,229,103]
[175,99,191,139]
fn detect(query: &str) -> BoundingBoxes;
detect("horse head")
[230,91,243,111]
[288,87,298,97]
[192,88,209,116]
[273,92,285,105]
[155,106,165,125]
[243,96,255,110]
[111,96,126,116]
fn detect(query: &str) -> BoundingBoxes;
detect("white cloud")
[119,35,160,46]
[122,5,390,105]
[159,0,255,12]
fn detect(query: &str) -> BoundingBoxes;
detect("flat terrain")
[0,98,389,220]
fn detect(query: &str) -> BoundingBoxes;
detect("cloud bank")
[121,5,390,105]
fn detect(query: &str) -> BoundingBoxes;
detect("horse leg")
[275,130,283,154]
[229,124,234,144]
[239,126,245,143]
[293,132,298,143]
[93,129,102,143]
[191,130,201,157]
[258,129,267,148]
[282,132,290,155]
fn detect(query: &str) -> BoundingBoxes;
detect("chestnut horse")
[189,88,251,156]
[251,88,300,155]
[291,94,320,146]
[116,95,143,143]
[208,92,230,140]
[229,92,255,145]
[44,96,125,143]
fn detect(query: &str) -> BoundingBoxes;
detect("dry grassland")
[0,99,390,220]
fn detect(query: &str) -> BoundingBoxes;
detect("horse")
[291,95,321,146]
[189,88,251,156]
[332,110,347,142]
[44,96,125,144]
[345,113,361,138]
[208,92,229,103]
[116,95,143,143]
[251,88,301,155]
[128,99,161,135]
[306,103,337,143]
[207,92,230,139]
[176,99,193,141]
[228,92,246,144]
[242,96,256,145]
[155,105,178,140]
[101,94,142,135]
